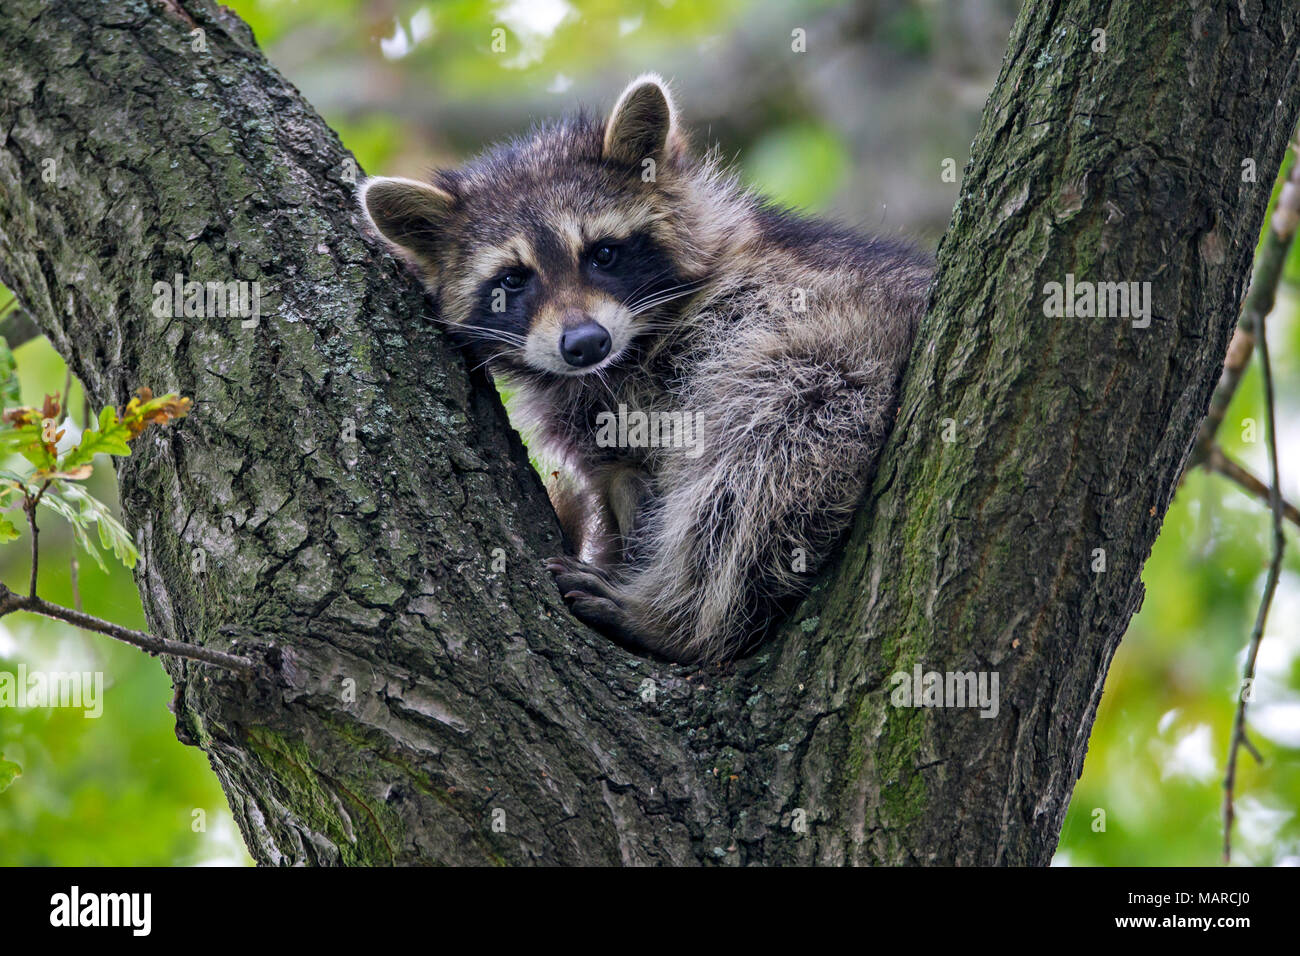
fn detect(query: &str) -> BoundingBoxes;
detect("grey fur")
[360,75,932,662]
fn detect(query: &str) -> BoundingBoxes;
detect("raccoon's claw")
[561,590,628,631]
[545,555,616,596]
[546,556,643,643]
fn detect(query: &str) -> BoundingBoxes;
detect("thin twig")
[1222,293,1287,864]
[1205,445,1300,529]
[0,582,256,675]
[24,502,38,599]
[23,480,50,599]
[5,446,253,674]
[1241,732,1263,764]
[1191,139,1300,467]
[0,302,40,350]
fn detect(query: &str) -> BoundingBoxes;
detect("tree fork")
[0,0,1298,865]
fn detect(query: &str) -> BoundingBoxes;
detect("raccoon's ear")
[603,74,683,168]
[359,176,455,265]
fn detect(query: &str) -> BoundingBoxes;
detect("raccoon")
[360,75,932,663]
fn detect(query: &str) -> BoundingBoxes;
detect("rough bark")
[1,0,1297,865]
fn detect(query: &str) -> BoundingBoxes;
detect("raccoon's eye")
[498,269,530,292]
[590,243,619,269]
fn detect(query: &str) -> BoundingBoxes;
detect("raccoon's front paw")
[546,555,619,608]
[545,556,640,642]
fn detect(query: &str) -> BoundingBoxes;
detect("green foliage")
[880,4,932,57]
[227,0,749,93]
[0,370,191,572]
[37,483,137,573]
[0,337,20,409]
[0,753,20,793]
[744,123,849,212]
[1056,301,1300,865]
[222,0,760,176]
[0,623,249,865]
[0,336,249,865]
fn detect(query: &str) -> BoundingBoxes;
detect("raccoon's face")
[360,75,705,380]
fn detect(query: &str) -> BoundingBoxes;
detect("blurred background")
[1,0,1298,866]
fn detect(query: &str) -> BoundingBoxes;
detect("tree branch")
[0,582,256,674]
[1190,138,1300,467]
[23,499,38,598]
[1221,271,1287,864]
[0,301,40,351]
[1204,445,1300,530]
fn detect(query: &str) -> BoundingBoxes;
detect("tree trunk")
[1,0,1297,865]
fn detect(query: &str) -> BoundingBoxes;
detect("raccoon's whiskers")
[626,279,709,315]
[592,365,618,407]
[620,269,682,305]
[462,325,528,347]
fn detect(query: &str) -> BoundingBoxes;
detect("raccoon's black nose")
[560,322,612,368]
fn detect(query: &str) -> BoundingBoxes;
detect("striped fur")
[361,75,932,662]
